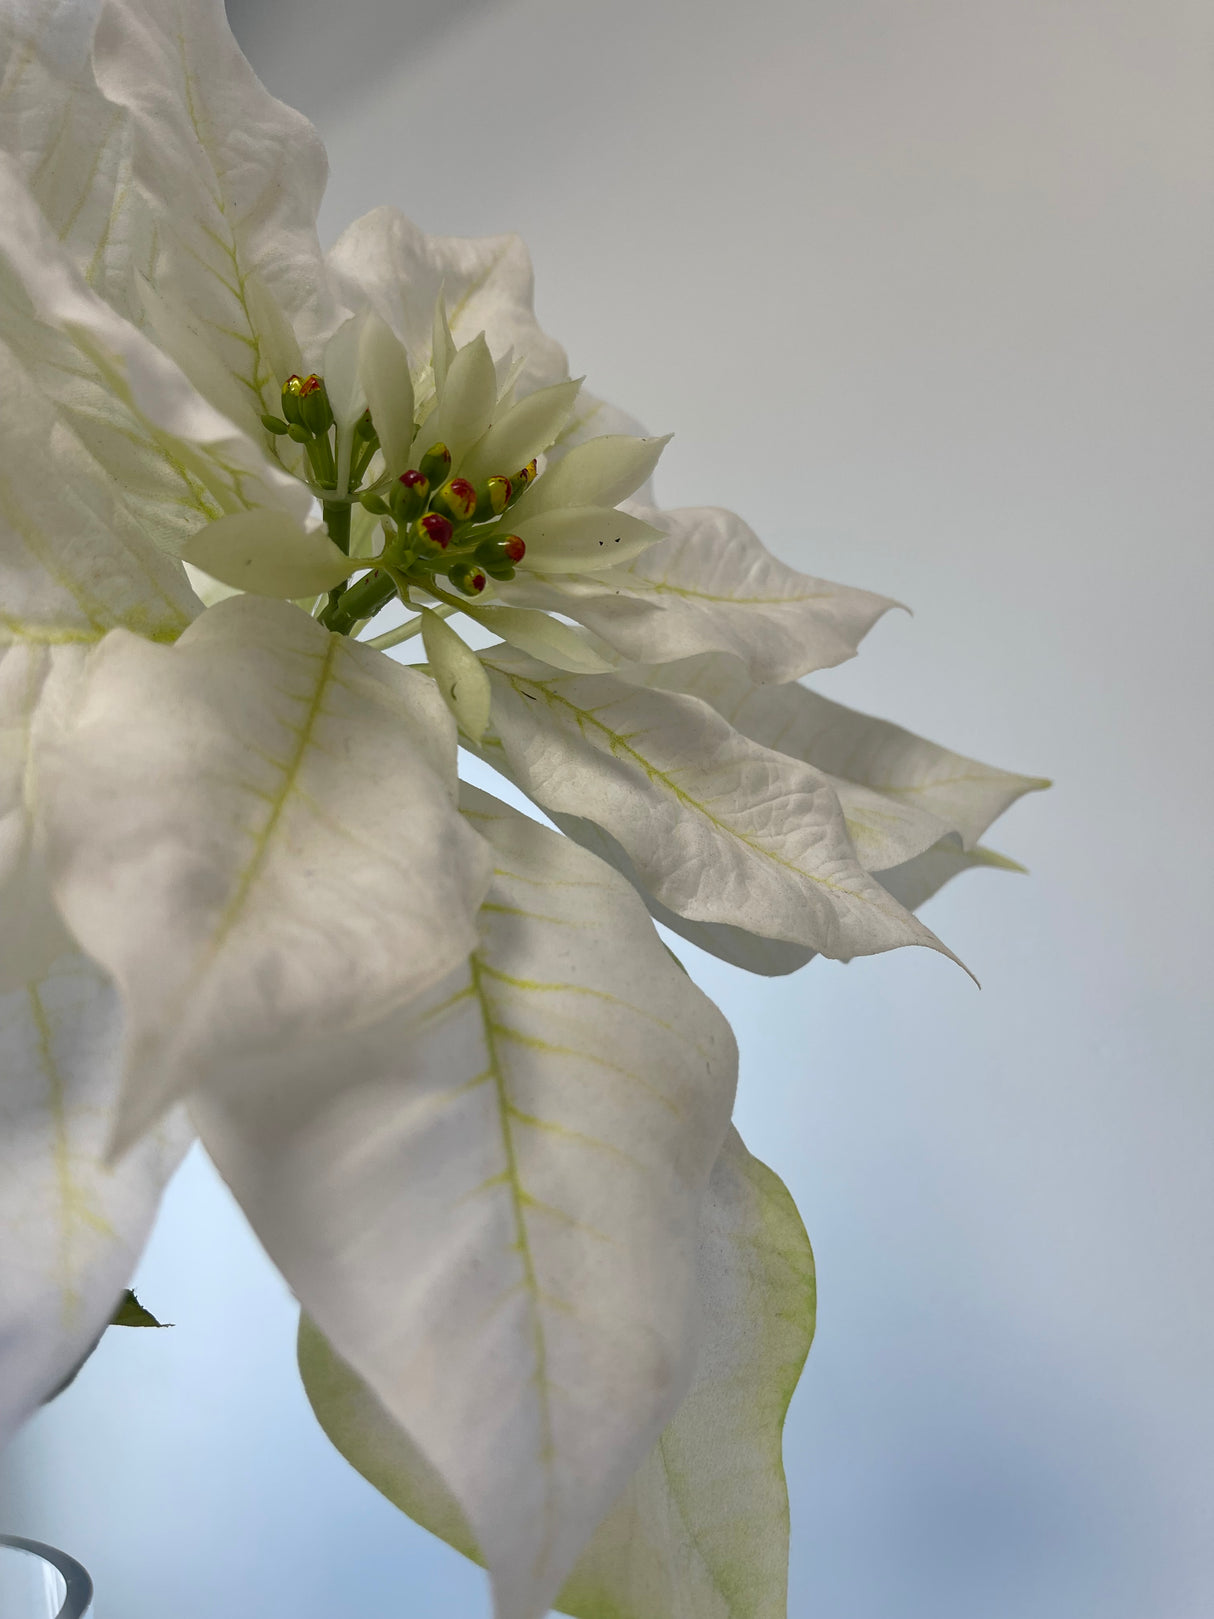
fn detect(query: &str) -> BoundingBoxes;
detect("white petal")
[0,0,142,309]
[470,608,620,675]
[511,507,663,572]
[536,814,816,979]
[421,610,492,742]
[459,378,583,487]
[196,787,736,1619]
[180,511,356,598]
[38,597,491,1149]
[510,434,671,522]
[656,653,1049,850]
[359,313,415,478]
[320,312,365,421]
[413,333,498,466]
[0,327,202,998]
[0,158,314,544]
[0,953,190,1445]
[483,657,962,968]
[91,0,338,422]
[327,208,568,397]
[879,840,1026,913]
[295,1126,814,1619]
[503,507,896,683]
[432,293,456,393]
[0,649,83,995]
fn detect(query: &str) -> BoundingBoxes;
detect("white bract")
[0,4,1046,1618]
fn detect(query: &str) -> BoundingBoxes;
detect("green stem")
[364,603,458,652]
[322,501,352,555]
[320,566,399,634]
[321,500,353,627]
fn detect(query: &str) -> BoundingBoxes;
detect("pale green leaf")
[193,787,736,1619]
[300,1126,814,1619]
[110,1288,168,1328]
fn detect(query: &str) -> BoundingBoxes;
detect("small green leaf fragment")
[110,1288,170,1328]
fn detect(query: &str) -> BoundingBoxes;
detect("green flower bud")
[418,442,452,485]
[297,375,334,436]
[448,562,487,596]
[476,475,512,520]
[281,374,306,426]
[287,422,312,443]
[354,408,378,444]
[474,534,526,567]
[359,492,390,515]
[481,562,516,582]
[389,469,430,524]
[260,413,290,436]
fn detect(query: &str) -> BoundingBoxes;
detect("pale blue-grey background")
[2,0,1210,1613]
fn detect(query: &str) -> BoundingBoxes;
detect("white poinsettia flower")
[0,3,1046,1618]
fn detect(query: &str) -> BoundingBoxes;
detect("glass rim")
[0,1534,93,1619]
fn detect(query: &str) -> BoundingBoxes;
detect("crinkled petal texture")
[36,596,491,1151]
[656,652,1048,855]
[327,206,568,396]
[0,953,190,1444]
[191,788,737,1619]
[0,213,203,992]
[91,0,337,415]
[628,652,1047,968]
[480,653,960,971]
[300,1125,814,1619]
[500,506,895,683]
[0,0,145,309]
[0,156,312,553]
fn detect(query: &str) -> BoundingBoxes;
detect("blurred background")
[2,0,1211,1613]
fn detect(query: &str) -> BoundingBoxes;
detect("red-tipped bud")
[449,563,487,596]
[296,374,334,435]
[389,469,430,524]
[419,442,452,485]
[412,511,453,551]
[475,534,526,568]
[431,476,478,523]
